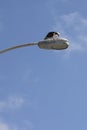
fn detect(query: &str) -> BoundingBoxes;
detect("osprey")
[44,32,60,40]
[0,32,69,54]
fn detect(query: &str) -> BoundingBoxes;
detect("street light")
[0,32,69,54]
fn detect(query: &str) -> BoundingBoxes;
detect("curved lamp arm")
[0,39,69,54]
[0,42,38,54]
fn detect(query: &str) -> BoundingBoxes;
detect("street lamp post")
[0,32,69,54]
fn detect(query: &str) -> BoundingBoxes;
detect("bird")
[44,32,60,40]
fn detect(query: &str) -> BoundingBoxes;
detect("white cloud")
[8,96,24,109]
[0,96,24,111]
[52,12,87,54]
[0,122,9,130]
[0,122,17,130]
[0,120,34,130]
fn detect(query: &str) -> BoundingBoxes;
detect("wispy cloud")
[0,122,10,130]
[52,12,87,54]
[0,96,24,111]
[0,121,17,130]
[0,95,38,112]
[0,120,34,130]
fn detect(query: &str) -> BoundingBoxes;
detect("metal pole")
[0,42,38,54]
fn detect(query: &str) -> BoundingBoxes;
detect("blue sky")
[0,0,87,130]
